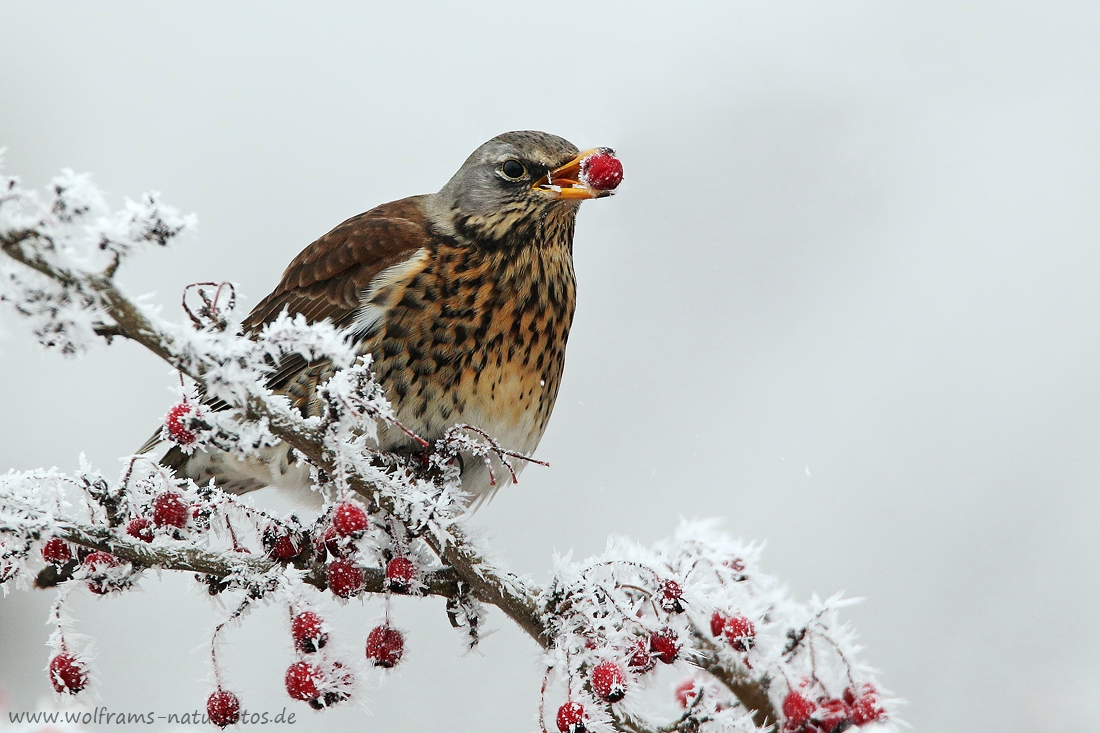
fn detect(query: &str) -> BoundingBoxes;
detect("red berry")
[723,615,756,652]
[674,678,698,709]
[385,556,417,592]
[650,628,680,664]
[206,689,240,728]
[627,638,655,674]
[263,526,302,560]
[659,579,684,613]
[284,661,322,702]
[782,691,815,729]
[48,653,87,694]
[332,502,368,537]
[191,503,212,530]
[311,661,355,709]
[365,625,404,668]
[126,517,155,542]
[317,524,352,560]
[291,611,328,653]
[165,402,197,445]
[152,492,189,528]
[42,538,72,565]
[83,551,119,595]
[817,697,850,733]
[590,660,627,703]
[846,686,885,726]
[326,558,364,598]
[580,152,623,191]
[556,701,587,733]
[710,610,727,637]
[725,557,747,573]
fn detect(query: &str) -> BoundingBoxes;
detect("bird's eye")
[500,159,526,180]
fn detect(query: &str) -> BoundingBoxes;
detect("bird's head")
[427,130,619,246]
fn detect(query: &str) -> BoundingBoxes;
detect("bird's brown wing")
[137,196,435,455]
[243,195,434,335]
[241,195,435,394]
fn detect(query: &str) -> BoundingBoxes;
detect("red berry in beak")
[580,152,623,191]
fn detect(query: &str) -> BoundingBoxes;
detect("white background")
[2,3,1100,731]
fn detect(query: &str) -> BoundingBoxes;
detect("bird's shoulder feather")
[242,196,435,333]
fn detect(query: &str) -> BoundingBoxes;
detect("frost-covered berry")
[659,579,684,613]
[675,678,698,708]
[311,661,355,710]
[191,503,212,531]
[845,686,886,726]
[590,660,627,703]
[580,152,623,191]
[650,628,680,664]
[316,525,352,561]
[152,492,189,528]
[385,556,417,592]
[126,517,155,543]
[84,551,119,595]
[165,402,197,445]
[816,697,850,732]
[710,610,727,637]
[724,615,756,652]
[627,638,655,673]
[365,624,404,668]
[332,502,368,537]
[326,559,364,598]
[48,653,88,694]
[206,689,240,728]
[782,690,815,729]
[285,661,322,702]
[42,538,72,565]
[291,611,328,654]
[556,701,587,733]
[263,526,302,561]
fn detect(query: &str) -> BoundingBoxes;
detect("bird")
[143,131,620,504]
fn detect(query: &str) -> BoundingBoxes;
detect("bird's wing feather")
[137,196,435,455]
[242,196,435,334]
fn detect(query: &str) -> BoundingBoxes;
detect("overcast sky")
[3,3,1100,732]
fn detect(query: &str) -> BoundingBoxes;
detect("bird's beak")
[533,148,615,199]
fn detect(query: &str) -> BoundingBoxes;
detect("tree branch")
[0,226,806,731]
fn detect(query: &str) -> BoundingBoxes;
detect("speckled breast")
[365,240,577,459]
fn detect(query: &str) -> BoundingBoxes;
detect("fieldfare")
[144,131,621,502]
